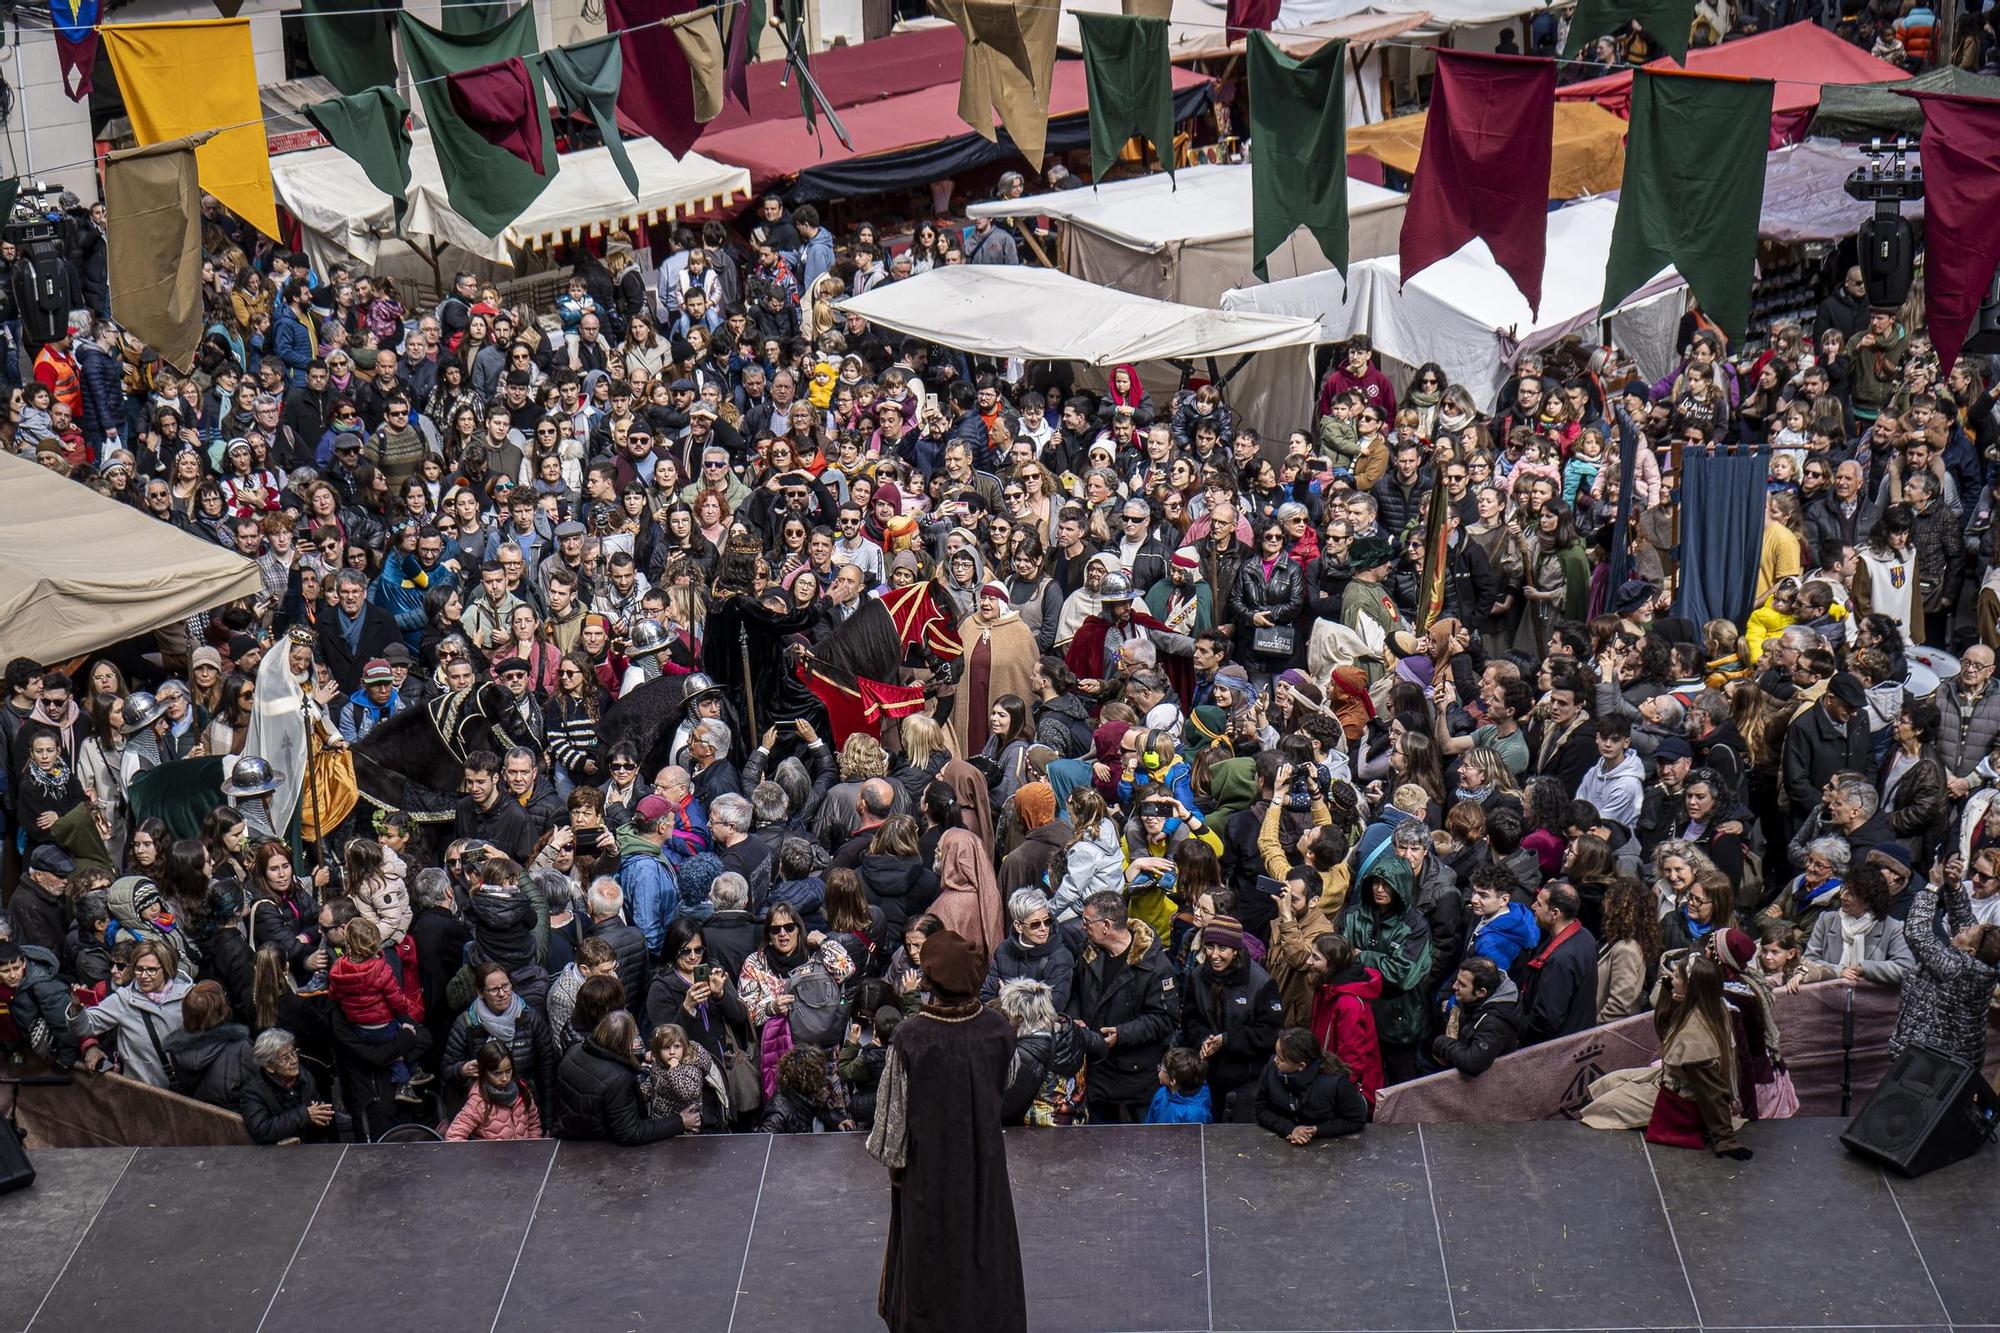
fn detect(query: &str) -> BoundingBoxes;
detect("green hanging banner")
[1601,68,1773,343]
[531,34,640,199]
[1247,31,1348,281]
[1561,0,1700,65]
[444,0,512,36]
[397,6,555,237]
[301,0,397,97]
[1078,12,1176,186]
[303,86,415,226]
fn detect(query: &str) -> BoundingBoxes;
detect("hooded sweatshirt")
[1309,964,1384,1105]
[1337,857,1434,1048]
[1575,748,1644,828]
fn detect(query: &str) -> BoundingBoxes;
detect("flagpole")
[739,620,760,743]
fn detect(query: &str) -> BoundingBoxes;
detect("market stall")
[1219,198,1687,409]
[835,264,1324,439]
[964,163,1406,306]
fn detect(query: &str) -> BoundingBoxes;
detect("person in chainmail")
[117,692,172,789]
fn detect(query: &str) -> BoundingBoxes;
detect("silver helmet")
[120,691,167,732]
[222,755,279,798]
[627,618,670,656]
[1098,570,1136,602]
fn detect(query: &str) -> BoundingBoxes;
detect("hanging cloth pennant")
[1901,91,2000,375]
[104,133,215,375]
[447,57,551,175]
[672,8,729,124]
[1601,69,1772,344]
[210,0,247,15]
[1248,32,1348,281]
[101,19,280,239]
[532,35,640,198]
[726,0,764,111]
[397,6,555,237]
[1078,13,1176,185]
[1227,0,1280,42]
[300,0,398,97]
[302,87,415,227]
[49,0,100,102]
[931,0,1060,171]
[1399,49,1554,316]
[1561,0,1699,65]
[446,0,513,36]
[605,0,711,158]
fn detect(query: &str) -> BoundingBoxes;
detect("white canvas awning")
[271,129,751,268]
[1054,0,1433,58]
[836,265,1324,438]
[966,164,1406,306]
[1222,199,1687,409]
[0,454,262,664]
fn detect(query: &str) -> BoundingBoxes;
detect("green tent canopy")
[1809,66,2000,141]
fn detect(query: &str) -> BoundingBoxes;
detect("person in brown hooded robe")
[867,929,1026,1333]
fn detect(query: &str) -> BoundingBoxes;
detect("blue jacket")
[1468,901,1539,974]
[797,228,835,292]
[336,688,405,743]
[1118,757,1201,817]
[77,341,123,444]
[617,833,680,956]
[273,304,314,385]
[371,549,459,647]
[1145,1084,1214,1124]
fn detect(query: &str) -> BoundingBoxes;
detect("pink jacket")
[445,1084,544,1141]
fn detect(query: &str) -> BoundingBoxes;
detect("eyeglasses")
[481,982,513,996]
[679,944,706,958]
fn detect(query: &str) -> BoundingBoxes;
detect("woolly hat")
[1714,927,1757,977]
[920,928,986,1000]
[1202,914,1246,951]
[190,645,224,674]
[1013,781,1056,831]
[676,851,726,910]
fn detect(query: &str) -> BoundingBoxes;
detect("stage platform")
[4,1117,1996,1333]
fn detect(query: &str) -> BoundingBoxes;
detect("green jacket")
[1337,856,1434,1048]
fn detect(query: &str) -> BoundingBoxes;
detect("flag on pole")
[1561,0,1699,64]
[49,0,99,101]
[1248,33,1348,281]
[1414,472,1452,633]
[1901,91,2000,375]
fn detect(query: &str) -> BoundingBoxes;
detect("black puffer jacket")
[587,916,650,1013]
[441,1000,558,1112]
[980,933,1076,1011]
[165,1022,259,1109]
[858,853,940,936]
[552,1038,686,1145]
[1181,955,1285,1097]
[1000,1023,1087,1123]
[239,1064,342,1144]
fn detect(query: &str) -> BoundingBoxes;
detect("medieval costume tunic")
[951,596,1040,761]
[867,930,1026,1333]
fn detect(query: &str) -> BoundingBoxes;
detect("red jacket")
[1310,967,1385,1107]
[328,953,414,1026]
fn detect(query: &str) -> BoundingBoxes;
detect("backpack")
[1041,841,1072,902]
[786,964,846,1048]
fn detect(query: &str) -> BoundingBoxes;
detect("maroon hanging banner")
[1398,49,1555,317]
[606,0,705,157]
[1902,90,2000,374]
[447,57,550,175]
[1226,0,1280,42]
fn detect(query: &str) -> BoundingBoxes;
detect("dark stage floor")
[5,1117,1997,1333]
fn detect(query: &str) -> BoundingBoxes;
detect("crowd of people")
[6,19,2000,1164]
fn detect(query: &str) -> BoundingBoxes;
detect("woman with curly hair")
[1597,876,1662,1022]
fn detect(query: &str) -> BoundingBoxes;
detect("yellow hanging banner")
[102,18,279,239]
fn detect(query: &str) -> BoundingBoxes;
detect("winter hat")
[361,658,394,686]
[676,852,725,911]
[920,928,986,1000]
[190,645,224,674]
[1867,842,1913,873]
[132,879,163,916]
[1013,781,1056,831]
[1714,927,1757,977]
[1202,913,1246,951]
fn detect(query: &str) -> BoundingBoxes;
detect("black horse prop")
[354,681,539,818]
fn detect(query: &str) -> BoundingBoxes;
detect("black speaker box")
[1841,1045,2000,1178]
[0,1122,35,1196]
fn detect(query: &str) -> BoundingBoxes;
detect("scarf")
[483,1077,522,1107]
[336,605,365,657]
[478,992,525,1044]
[1837,911,1876,970]
[1453,782,1488,805]
[1679,907,1716,942]
[27,756,72,797]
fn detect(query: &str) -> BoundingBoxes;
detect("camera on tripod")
[5,179,82,349]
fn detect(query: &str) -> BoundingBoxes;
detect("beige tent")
[0,454,262,664]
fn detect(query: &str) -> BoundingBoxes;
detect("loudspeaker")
[0,1122,35,1196]
[1841,1045,2000,1178]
